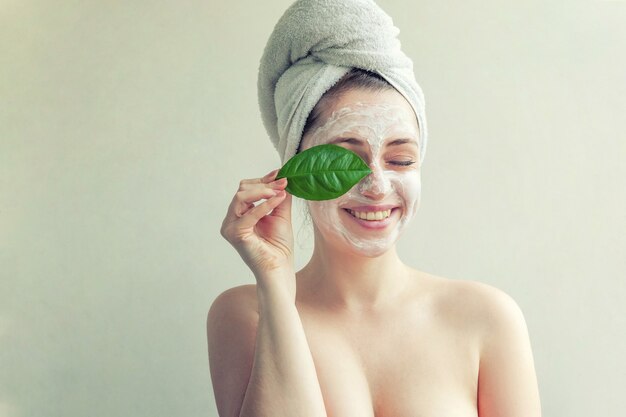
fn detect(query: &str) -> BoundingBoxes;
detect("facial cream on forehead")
[303,102,421,257]
[305,102,419,149]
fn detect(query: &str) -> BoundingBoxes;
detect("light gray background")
[1,1,625,416]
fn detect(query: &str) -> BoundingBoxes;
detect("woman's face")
[300,88,421,257]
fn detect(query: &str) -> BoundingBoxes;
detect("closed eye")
[389,160,416,166]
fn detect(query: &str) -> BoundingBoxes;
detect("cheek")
[307,200,338,229]
[390,172,421,208]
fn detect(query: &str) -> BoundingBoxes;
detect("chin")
[350,245,392,258]
[342,235,397,258]
[321,226,398,257]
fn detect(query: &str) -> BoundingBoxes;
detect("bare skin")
[219,266,539,417]
[210,88,542,417]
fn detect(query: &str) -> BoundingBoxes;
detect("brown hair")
[298,68,395,152]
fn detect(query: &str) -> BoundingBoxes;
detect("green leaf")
[276,144,372,201]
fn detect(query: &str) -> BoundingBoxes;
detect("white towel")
[257,0,428,166]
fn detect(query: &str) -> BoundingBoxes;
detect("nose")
[358,162,391,200]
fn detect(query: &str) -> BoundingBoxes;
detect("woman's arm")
[207,278,327,417]
[245,276,327,417]
[477,288,542,417]
[210,169,327,417]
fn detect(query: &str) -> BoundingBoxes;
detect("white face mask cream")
[300,97,421,257]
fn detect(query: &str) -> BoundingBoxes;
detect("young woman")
[208,69,542,417]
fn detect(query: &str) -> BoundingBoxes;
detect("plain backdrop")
[1,1,625,416]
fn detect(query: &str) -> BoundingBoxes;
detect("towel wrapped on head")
[257,0,428,166]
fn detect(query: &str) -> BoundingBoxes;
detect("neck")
[296,234,411,313]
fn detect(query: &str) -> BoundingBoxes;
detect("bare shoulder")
[419,273,529,335]
[207,284,258,322]
[206,284,259,338]
[206,284,259,417]
[206,283,259,356]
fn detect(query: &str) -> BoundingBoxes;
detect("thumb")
[270,191,292,222]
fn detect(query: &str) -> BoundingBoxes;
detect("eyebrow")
[328,138,365,147]
[331,137,418,147]
[386,138,418,147]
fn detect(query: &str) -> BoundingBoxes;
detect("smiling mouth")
[345,208,392,221]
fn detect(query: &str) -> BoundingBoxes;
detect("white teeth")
[348,209,392,221]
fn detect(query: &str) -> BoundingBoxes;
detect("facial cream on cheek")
[306,170,420,257]
[389,170,421,223]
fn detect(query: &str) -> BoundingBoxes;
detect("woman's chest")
[299,308,480,417]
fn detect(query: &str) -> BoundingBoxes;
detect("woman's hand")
[220,169,294,284]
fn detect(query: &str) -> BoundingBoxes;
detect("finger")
[237,187,281,206]
[234,180,287,216]
[269,189,292,222]
[238,169,281,187]
[238,177,287,193]
[224,197,246,224]
[261,168,281,184]
[235,202,255,218]
[225,178,287,224]
[236,191,287,229]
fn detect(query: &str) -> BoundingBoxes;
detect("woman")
[208,1,541,417]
